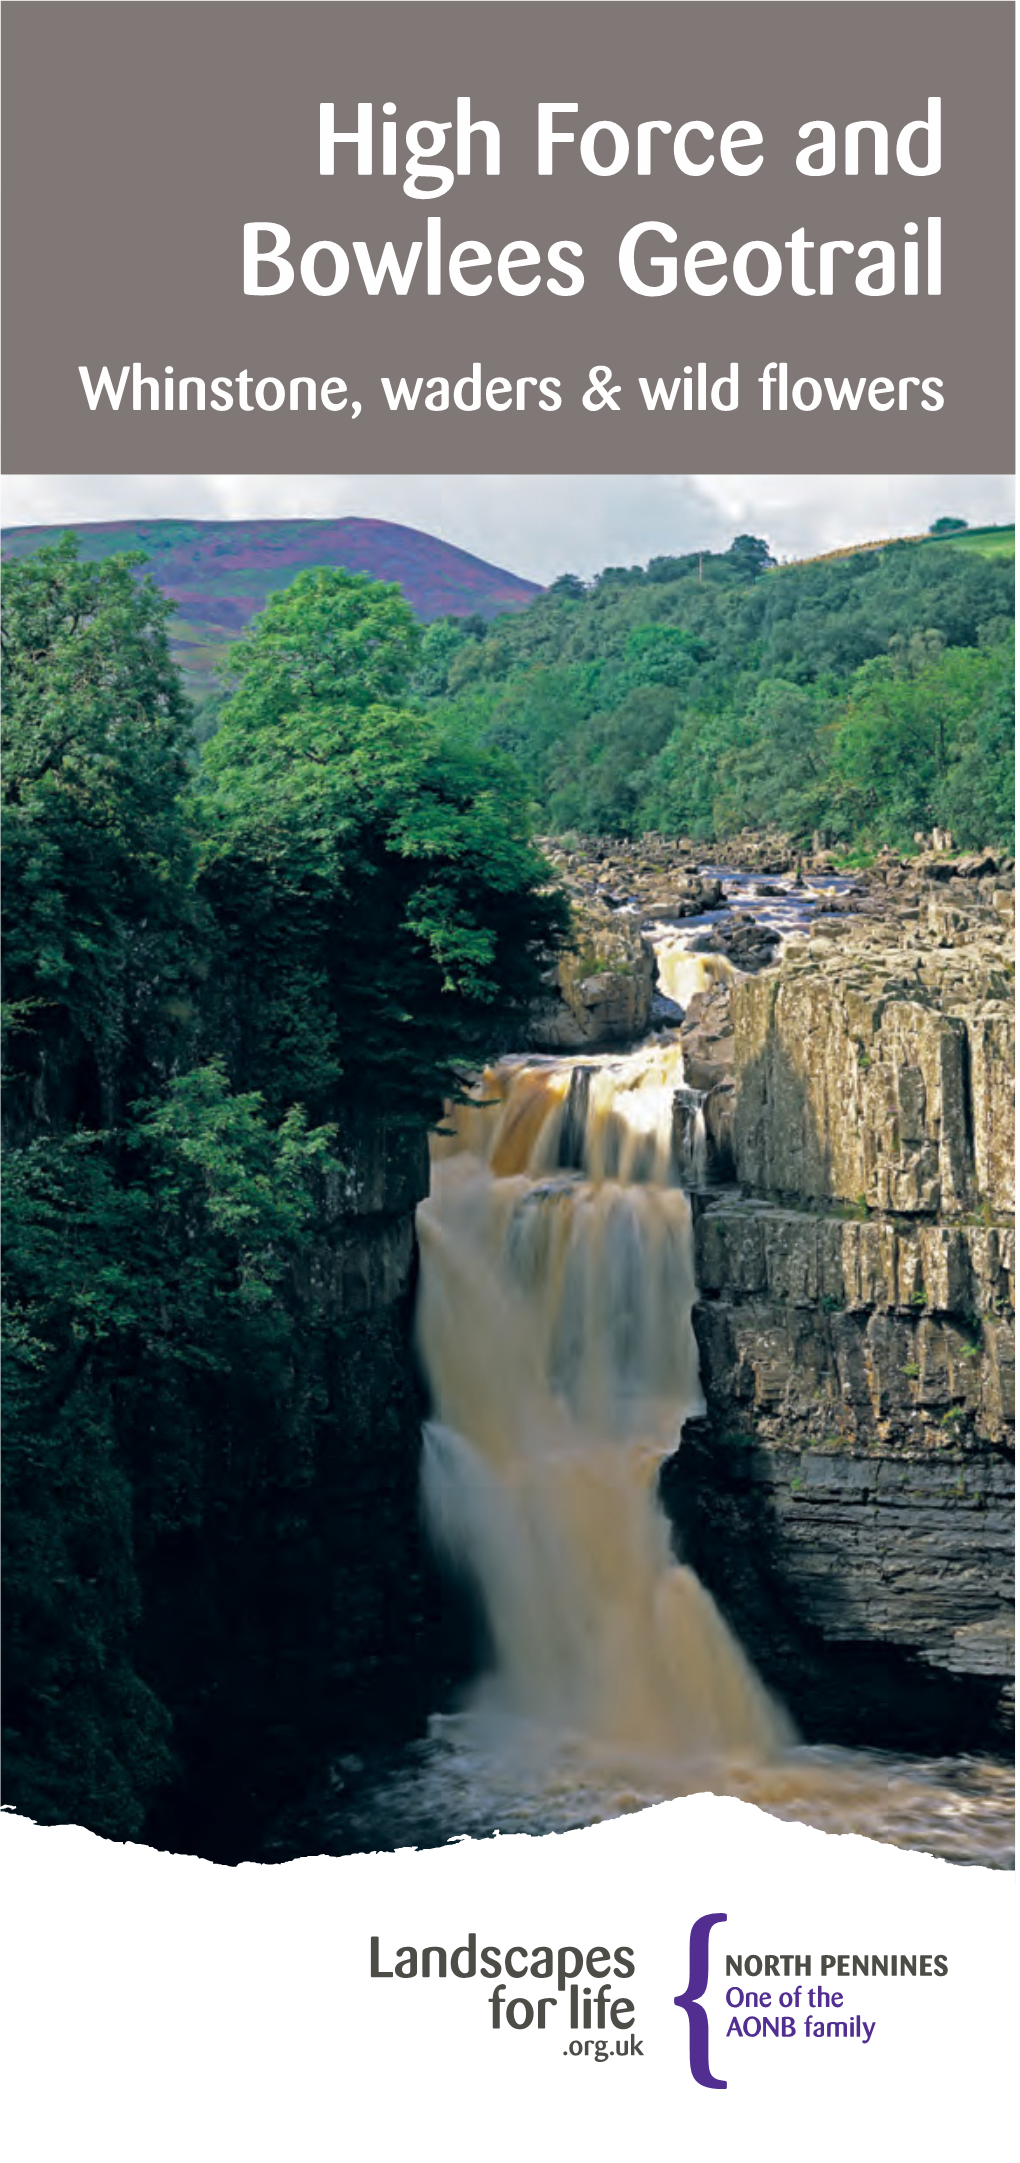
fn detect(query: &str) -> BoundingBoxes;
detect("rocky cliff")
[142,1114,442,1860]
[662,860,1015,1750]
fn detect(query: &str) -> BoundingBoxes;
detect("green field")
[923,523,1015,559]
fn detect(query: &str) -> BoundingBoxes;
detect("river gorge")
[269,843,1014,1869]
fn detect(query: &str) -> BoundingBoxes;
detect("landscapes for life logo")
[367,1915,930,2068]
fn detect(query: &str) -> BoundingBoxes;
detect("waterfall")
[652,944,735,1010]
[324,883,1011,1866]
[416,1046,790,1783]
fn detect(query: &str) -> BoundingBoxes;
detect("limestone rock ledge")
[693,1197,1014,1449]
[671,884,1015,1749]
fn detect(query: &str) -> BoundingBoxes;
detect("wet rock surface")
[691,912,781,971]
[680,982,735,1090]
[529,833,833,1052]
[541,831,804,893]
[305,1113,430,1316]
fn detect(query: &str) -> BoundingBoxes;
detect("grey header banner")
[2,1,1013,472]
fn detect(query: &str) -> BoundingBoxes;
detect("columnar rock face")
[732,904,1014,1215]
[693,1202,1014,1449]
[667,871,1016,1749]
[663,1426,1013,1749]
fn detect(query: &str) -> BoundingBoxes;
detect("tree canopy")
[2,540,563,1841]
[198,567,567,1119]
[1,536,196,1132]
[411,534,1014,848]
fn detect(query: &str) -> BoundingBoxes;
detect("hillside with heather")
[0,516,542,713]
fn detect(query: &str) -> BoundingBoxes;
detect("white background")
[3,1797,1013,2161]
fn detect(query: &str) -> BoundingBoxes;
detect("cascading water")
[652,944,736,1011]
[415,1045,791,1790]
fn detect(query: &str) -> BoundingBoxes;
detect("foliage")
[412,535,1014,847]
[2,1071,333,1836]
[3,545,562,1842]
[828,637,1014,848]
[1,535,196,1127]
[199,568,567,1118]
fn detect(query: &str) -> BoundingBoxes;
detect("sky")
[0,472,1012,585]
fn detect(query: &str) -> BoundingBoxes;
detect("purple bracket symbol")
[674,1912,727,2089]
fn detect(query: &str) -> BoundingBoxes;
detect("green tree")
[829,640,1012,847]
[547,685,683,834]
[938,633,1015,849]
[712,679,831,834]
[727,533,775,579]
[199,569,566,1119]
[2,534,195,1133]
[2,1067,334,1837]
[2,544,565,1847]
[413,529,1012,843]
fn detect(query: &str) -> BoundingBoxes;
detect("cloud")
[1,471,1013,585]
[692,473,1016,563]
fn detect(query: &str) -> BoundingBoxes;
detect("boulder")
[641,874,725,921]
[529,899,656,1050]
[679,981,735,1091]
[696,912,781,972]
